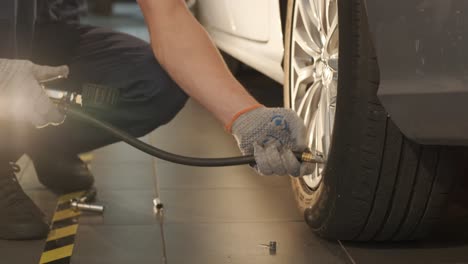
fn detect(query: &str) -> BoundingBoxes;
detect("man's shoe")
[0,162,49,240]
[31,155,95,194]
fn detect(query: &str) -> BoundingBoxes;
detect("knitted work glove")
[230,106,314,177]
[0,59,68,128]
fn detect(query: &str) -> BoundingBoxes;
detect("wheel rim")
[289,0,339,189]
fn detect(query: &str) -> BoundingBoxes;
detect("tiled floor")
[1,3,468,264]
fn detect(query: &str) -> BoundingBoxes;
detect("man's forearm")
[137,0,259,126]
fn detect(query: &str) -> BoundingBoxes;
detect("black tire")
[284,0,467,241]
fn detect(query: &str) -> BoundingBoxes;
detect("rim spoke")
[292,64,314,100]
[328,56,339,72]
[292,60,314,76]
[308,0,324,27]
[305,99,319,149]
[313,0,327,38]
[294,27,321,57]
[300,86,323,142]
[298,0,323,49]
[314,90,325,153]
[307,111,318,145]
[301,0,320,28]
[326,15,339,57]
[296,82,316,117]
[326,0,338,33]
[327,80,338,133]
[290,0,339,189]
[327,79,338,108]
[321,84,331,153]
[301,82,322,125]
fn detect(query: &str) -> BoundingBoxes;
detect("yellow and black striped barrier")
[39,191,86,264]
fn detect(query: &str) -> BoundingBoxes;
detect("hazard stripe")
[44,235,76,252]
[47,225,79,242]
[39,245,74,264]
[39,192,87,264]
[41,257,72,264]
[53,209,81,222]
[52,218,79,230]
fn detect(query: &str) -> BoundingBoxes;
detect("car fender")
[197,0,285,83]
[366,0,468,145]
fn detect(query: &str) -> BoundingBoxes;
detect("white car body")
[196,0,285,83]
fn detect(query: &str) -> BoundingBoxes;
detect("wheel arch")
[366,0,468,145]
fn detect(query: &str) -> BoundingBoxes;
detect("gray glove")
[231,107,314,177]
[0,59,68,128]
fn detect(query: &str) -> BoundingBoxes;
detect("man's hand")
[0,59,69,128]
[231,106,314,177]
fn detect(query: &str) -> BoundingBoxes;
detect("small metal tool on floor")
[259,241,277,255]
[153,198,164,212]
[70,188,105,214]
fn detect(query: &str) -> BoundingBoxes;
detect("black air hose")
[61,105,323,167]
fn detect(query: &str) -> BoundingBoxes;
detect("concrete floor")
[1,3,468,264]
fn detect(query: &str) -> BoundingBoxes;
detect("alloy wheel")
[289,0,339,189]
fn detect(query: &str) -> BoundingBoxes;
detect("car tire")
[284,0,468,241]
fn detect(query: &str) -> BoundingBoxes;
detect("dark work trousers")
[2,22,188,160]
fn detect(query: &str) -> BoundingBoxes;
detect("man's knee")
[126,83,188,138]
[119,56,189,138]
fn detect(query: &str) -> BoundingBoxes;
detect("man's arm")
[137,0,258,126]
[137,0,314,177]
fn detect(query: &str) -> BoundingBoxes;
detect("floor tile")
[20,152,155,192]
[92,162,155,190]
[72,225,163,264]
[159,188,302,223]
[164,222,350,264]
[78,189,157,226]
[156,161,291,190]
[149,100,240,158]
[92,138,152,164]
[343,240,468,264]
[0,240,44,264]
